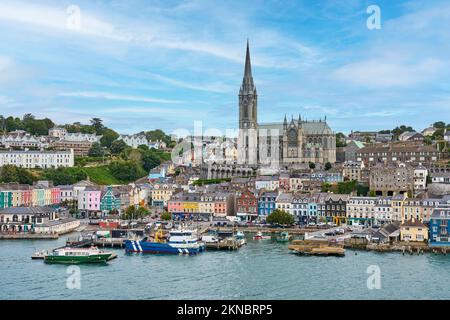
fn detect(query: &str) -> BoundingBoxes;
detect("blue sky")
[0,0,449,136]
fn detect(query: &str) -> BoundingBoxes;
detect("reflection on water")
[1,234,450,300]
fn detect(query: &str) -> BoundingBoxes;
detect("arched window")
[288,128,298,147]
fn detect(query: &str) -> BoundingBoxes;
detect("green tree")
[100,128,119,148]
[336,133,347,147]
[0,165,36,184]
[266,209,295,226]
[324,162,332,171]
[108,161,146,182]
[433,121,446,129]
[88,142,104,157]
[90,118,104,135]
[309,162,316,170]
[161,212,172,221]
[110,140,128,155]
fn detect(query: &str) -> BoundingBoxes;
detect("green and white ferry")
[44,247,114,264]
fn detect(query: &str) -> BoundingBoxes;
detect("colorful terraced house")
[100,186,121,215]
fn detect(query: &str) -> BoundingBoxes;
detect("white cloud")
[333,58,445,88]
[58,91,183,104]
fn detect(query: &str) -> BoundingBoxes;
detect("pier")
[288,240,345,257]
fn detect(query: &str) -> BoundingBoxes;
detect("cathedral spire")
[241,40,255,92]
[244,39,252,79]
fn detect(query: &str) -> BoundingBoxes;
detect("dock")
[288,240,345,257]
[205,238,245,251]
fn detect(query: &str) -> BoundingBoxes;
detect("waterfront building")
[421,198,443,222]
[391,193,407,222]
[371,222,400,244]
[58,185,74,203]
[258,191,278,218]
[151,183,178,208]
[275,192,294,216]
[346,196,377,226]
[374,197,393,225]
[402,198,423,222]
[0,149,74,168]
[212,192,235,217]
[78,187,102,215]
[291,193,309,223]
[400,219,428,242]
[100,186,121,215]
[0,206,79,234]
[237,42,336,166]
[429,207,450,247]
[236,189,258,222]
[324,194,349,224]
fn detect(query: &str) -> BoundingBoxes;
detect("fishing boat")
[253,231,271,240]
[276,231,291,243]
[235,231,247,246]
[125,227,205,255]
[44,247,114,264]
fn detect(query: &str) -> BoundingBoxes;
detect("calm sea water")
[1,234,449,300]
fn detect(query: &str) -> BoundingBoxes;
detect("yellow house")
[183,202,199,214]
[400,219,428,242]
[402,198,423,222]
[391,193,406,222]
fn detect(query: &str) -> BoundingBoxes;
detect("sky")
[0,0,449,136]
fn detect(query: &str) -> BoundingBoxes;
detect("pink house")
[78,187,102,213]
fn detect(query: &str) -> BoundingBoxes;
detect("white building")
[413,165,428,192]
[374,197,393,224]
[0,149,74,168]
[0,133,49,149]
[48,127,68,139]
[64,132,101,143]
[119,134,149,149]
[347,197,377,225]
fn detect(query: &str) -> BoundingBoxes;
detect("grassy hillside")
[81,166,128,185]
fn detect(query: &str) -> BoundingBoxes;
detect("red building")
[236,189,258,222]
[51,187,61,205]
[279,174,290,191]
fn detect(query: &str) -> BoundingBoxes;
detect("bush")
[108,161,146,182]
[266,209,295,226]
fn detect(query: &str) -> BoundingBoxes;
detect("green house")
[100,186,121,213]
[0,191,13,209]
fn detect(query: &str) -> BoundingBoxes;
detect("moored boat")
[125,228,205,255]
[276,231,291,243]
[44,247,113,264]
[253,231,271,240]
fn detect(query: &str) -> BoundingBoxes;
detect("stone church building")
[237,42,336,166]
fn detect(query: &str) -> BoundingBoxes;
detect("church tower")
[238,41,258,165]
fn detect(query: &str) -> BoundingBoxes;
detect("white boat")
[253,231,271,240]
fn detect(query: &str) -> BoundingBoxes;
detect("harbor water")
[1,234,449,300]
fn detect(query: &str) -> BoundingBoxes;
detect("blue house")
[148,166,166,181]
[258,192,277,219]
[429,207,450,247]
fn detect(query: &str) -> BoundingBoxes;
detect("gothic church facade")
[237,42,336,166]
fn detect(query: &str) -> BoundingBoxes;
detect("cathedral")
[237,42,336,166]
